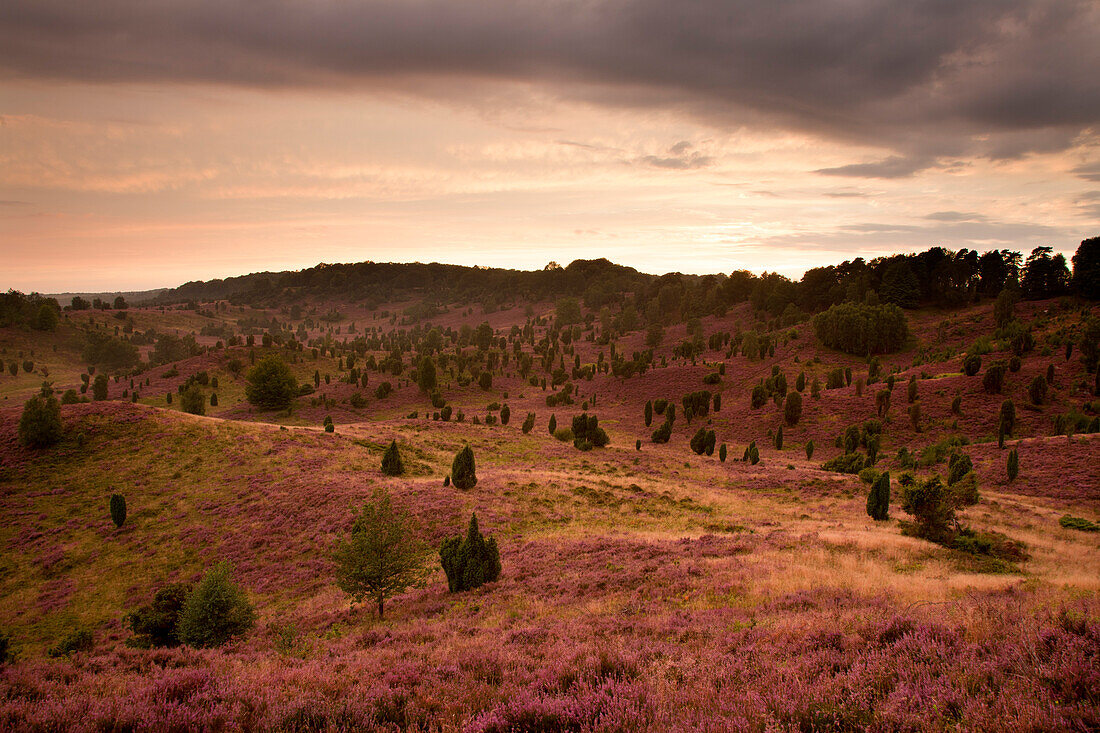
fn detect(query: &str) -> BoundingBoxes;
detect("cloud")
[1,0,1097,161]
[815,156,932,179]
[1073,163,1100,182]
[924,211,989,223]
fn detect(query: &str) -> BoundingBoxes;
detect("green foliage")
[177,562,256,648]
[416,357,437,393]
[783,391,802,426]
[900,474,955,541]
[554,427,575,442]
[822,452,865,474]
[451,445,478,490]
[440,514,502,593]
[180,384,206,415]
[812,302,909,355]
[48,629,93,658]
[521,412,535,434]
[651,420,672,444]
[867,471,890,521]
[374,381,393,399]
[92,374,109,401]
[18,394,62,448]
[983,364,1006,394]
[946,452,973,486]
[1028,375,1047,405]
[750,385,767,409]
[126,582,193,648]
[109,493,126,528]
[1059,515,1099,532]
[690,427,708,455]
[962,353,982,377]
[571,413,609,449]
[245,355,298,410]
[333,490,431,619]
[83,332,140,370]
[381,440,405,476]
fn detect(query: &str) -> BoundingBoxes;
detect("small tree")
[548,414,557,435]
[719,443,727,462]
[644,400,653,427]
[983,364,1007,394]
[126,582,193,648]
[333,489,431,619]
[500,404,510,425]
[381,440,405,476]
[1007,448,1019,481]
[478,371,493,391]
[180,384,205,416]
[867,471,890,521]
[774,425,784,450]
[416,357,437,393]
[690,427,707,455]
[451,445,478,490]
[784,391,803,426]
[177,562,257,648]
[93,374,109,401]
[805,440,814,460]
[109,493,127,528]
[18,395,62,448]
[1028,375,1047,405]
[440,513,502,593]
[521,412,536,434]
[245,354,298,410]
[1000,400,1016,437]
[962,354,981,376]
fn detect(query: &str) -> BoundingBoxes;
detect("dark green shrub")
[962,354,981,376]
[1000,400,1016,437]
[1059,515,1099,532]
[900,474,954,541]
[177,562,257,648]
[951,394,961,414]
[983,364,1006,394]
[704,430,716,456]
[110,493,126,528]
[61,389,79,405]
[947,452,973,486]
[126,582,193,648]
[48,629,93,658]
[92,374,109,401]
[500,404,510,425]
[907,378,918,403]
[774,425,784,450]
[651,420,672,444]
[451,445,477,489]
[784,392,802,426]
[439,514,502,592]
[1008,355,1021,372]
[180,384,205,415]
[0,628,12,665]
[381,440,404,476]
[748,442,760,465]
[690,427,707,455]
[713,393,721,412]
[636,439,642,451]
[18,395,62,448]
[867,472,890,521]
[246,355,298,410]
[374,381,393,399]
[805,440,814,460]
[750,385,767,409]
[522,412,535,434]
[548,414,557,435]
[210,393,219,407]
[1007,448,1019,481]
[1028,375,1047,405]
[822,452,865,474]
[644,400,653,426]
[719,444,727,462]
[478,371,493,391]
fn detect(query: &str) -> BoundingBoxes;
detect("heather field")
[1,287,1098,732]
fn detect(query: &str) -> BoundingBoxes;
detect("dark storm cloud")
[2,0,1098,158]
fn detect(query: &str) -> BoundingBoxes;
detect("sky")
[1,0,1098,293]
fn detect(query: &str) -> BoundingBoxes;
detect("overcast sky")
[2,0,1098,292]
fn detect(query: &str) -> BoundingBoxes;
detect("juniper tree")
[867,471,890,521]
[1000,400,1016,437]
[521,412,535,434]
[109,493,126,528]
[644,400,653,427]
[451,445,477,490]
[18,394,62,448]
[719,443,727,462]
[439,513,502,593]
[381,440,405,476]
[548,414,557,435]
[774,425,784,450]
[690,427,708,455]
[805,440,815,460]
[1007,448,1019,481]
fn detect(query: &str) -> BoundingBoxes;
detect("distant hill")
[47,288,169,305]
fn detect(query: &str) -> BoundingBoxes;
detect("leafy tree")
[245,354,298,410]
[177,562,257,647]
[993,288,1018,329]
[18,395,62,448]
[34,304,59,332]
[440,514,502,593]
[126,582,193,648]
[1071,236,1100,299]
[333,489,431,619]
[1020,246,1070,299]
[812,302,909,355]
[109,494,127,528]
[451,445,478,490]
[180,384,205,416]
[555,297,582,326]
[867,471,890,521]
[381,440,405,476]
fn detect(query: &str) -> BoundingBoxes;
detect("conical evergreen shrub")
[109,493,126,528]
[867,472,890,521]
[439,514,501,592]
[451,445,477,490]
[381,440,405,476]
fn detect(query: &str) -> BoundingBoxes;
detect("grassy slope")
[0,297,1098,730]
